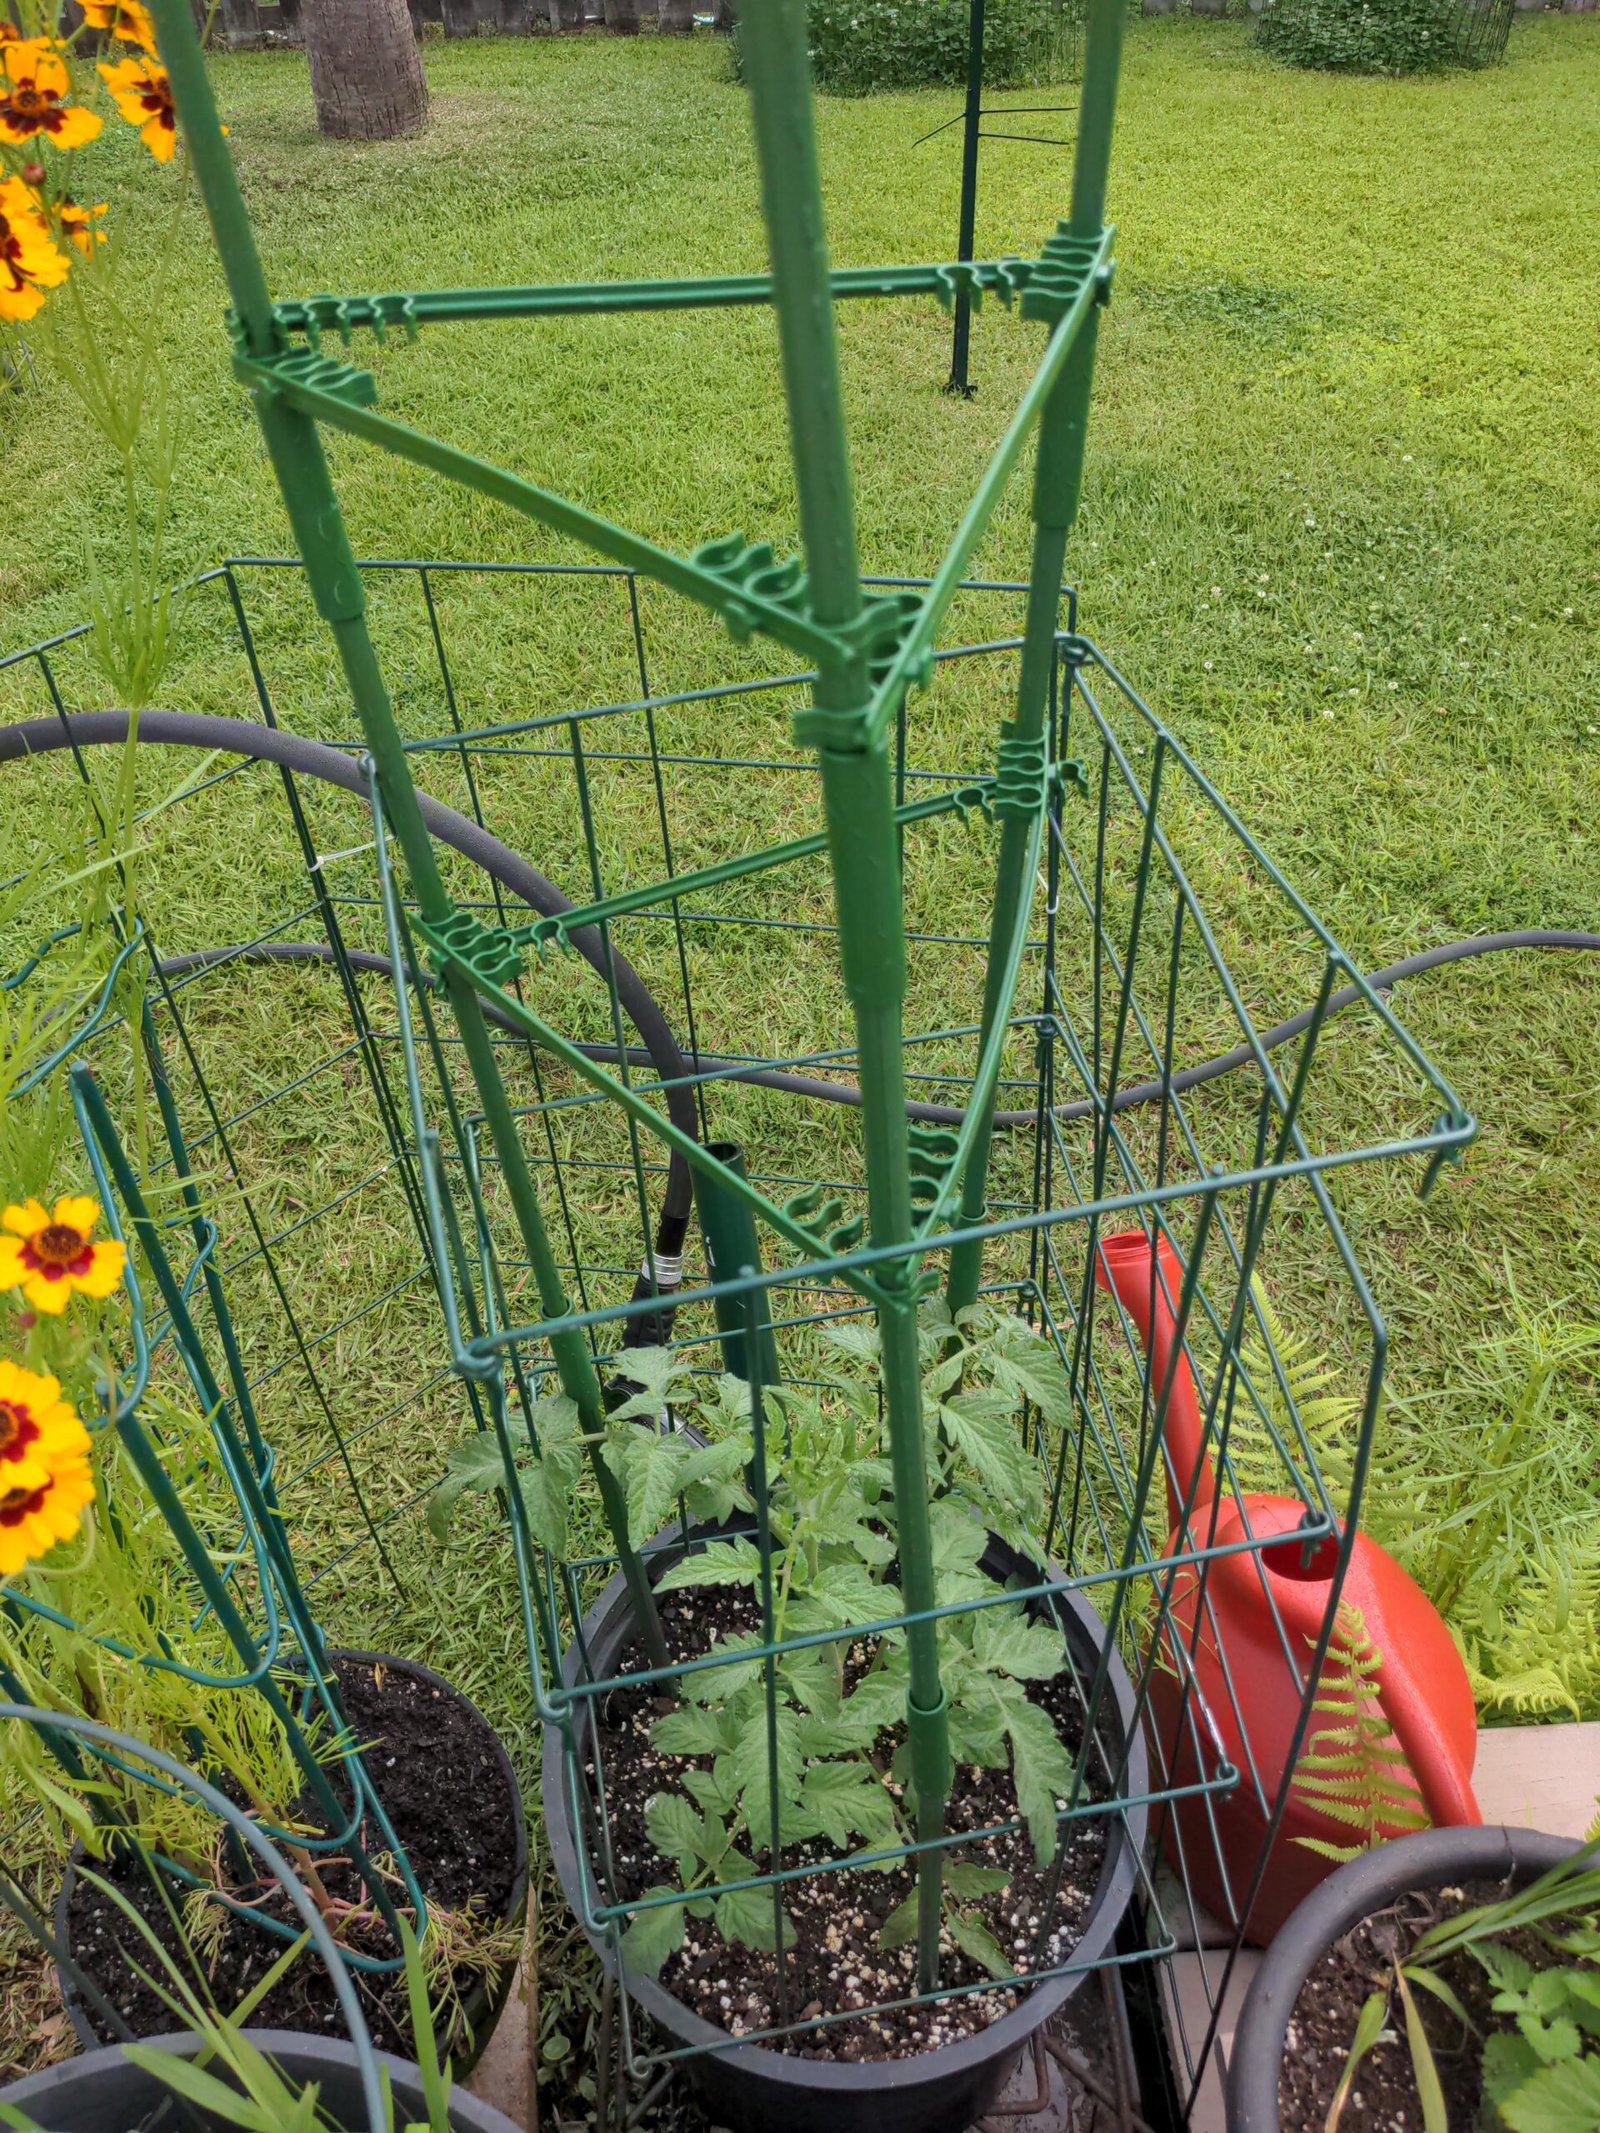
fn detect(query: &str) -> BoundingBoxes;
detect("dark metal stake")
[946,0,987,398]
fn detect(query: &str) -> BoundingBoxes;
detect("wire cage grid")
[2,547,1472,2114]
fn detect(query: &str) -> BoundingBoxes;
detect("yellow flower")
[0,175,68,323]
[0,1360,90,1494]
[97,52,174,161]
[0,1195,126,1314]
[0,40,103,151]
[0,1446,94,1579]
[56,193,106,254]
[79,0,157,50]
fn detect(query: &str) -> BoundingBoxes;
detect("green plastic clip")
[239,346,378,410]
[782,1182,866,1258]
[417,906,525,990]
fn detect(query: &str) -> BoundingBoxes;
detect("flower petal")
[69,1242,126,1300]
[139,111,175,160]
[21,1272,71,1315]
[52,1196,101,1239]
[50,105,102,148]
[2,1201,48,1240]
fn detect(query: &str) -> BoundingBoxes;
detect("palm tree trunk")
[305,0,429,137]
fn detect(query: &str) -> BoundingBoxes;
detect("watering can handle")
[1374,1646,1481,1828]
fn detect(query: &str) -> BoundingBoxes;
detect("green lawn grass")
[1,10,1598,2104]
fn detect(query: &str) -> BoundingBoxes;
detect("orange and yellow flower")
[0,1444,95,1579]
[0,1360,90,1491]
[56,193,106,253]
[0,1196,126,1314]
[80,0,158,50]
[97,51,173,160]
[0,40,103,150]
[0,175,68,322]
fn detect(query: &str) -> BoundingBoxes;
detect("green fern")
[1292,1601,1429,1863]
[1457,1550,1600,1724]
[1228,1277,1362,1512]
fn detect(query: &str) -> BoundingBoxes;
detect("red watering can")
[1095,1229,1479,1945]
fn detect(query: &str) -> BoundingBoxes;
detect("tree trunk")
[305,0,429,136]
[547,0,583,25]
[658,0,693,28]
[277,0,306,42]
[602,0,639,27]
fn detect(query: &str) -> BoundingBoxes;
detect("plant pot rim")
[0,2026,523,2131]
[1226,1823,1581,2133]
[543,1520,1149,2105]
[54,1645,527,2075]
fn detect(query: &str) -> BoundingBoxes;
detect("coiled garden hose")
[5,710,1596,1351]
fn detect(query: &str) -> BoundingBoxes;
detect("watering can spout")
[1094,1228,1214,1530]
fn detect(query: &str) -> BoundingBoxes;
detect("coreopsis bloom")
[0,175,68,323]
[79,0,158,49]
[0,40,103,150]
[0,1444,95,1578]
[0,1196,126,1314]
[97,51,174,160]
[56,193,106,253]
[0,1361,90,1493]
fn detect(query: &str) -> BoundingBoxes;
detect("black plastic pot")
[0,2028,522,2131]
[56,1648,527,2078]
[544,1525,1149,2133]
[1227,1823,1580,2133]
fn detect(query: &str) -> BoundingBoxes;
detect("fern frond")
[1292,1602,1429,1856]
[1228,1277,1362,1510]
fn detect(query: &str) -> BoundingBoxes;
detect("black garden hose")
[5,709,1596,1340]
[157,929,1600,1132]
[0,709,699,1342]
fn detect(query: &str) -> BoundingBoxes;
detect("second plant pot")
[0,2028,522,2132]
[545,1523,1149,2133]
[1227,1823,1580,2133]
[56,1648,527,2076]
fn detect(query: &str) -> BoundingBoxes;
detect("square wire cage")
[1,554,1470,2119]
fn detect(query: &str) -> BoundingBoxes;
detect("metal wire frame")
[0,1038,432,1975]
[251,589,1465,2097]
[1,548,1470,2108]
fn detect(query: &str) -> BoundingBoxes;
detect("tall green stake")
[738,0,952,1996]
[147,0,670,1674]
[946,0,1127,1318]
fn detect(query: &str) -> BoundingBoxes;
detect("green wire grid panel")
[0,939,434,1974]
[51,0,1477,2111]
[1,555,1471,2120]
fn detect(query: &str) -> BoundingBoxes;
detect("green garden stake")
[946,0,1126,1321]
[696,1141,781,1387]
